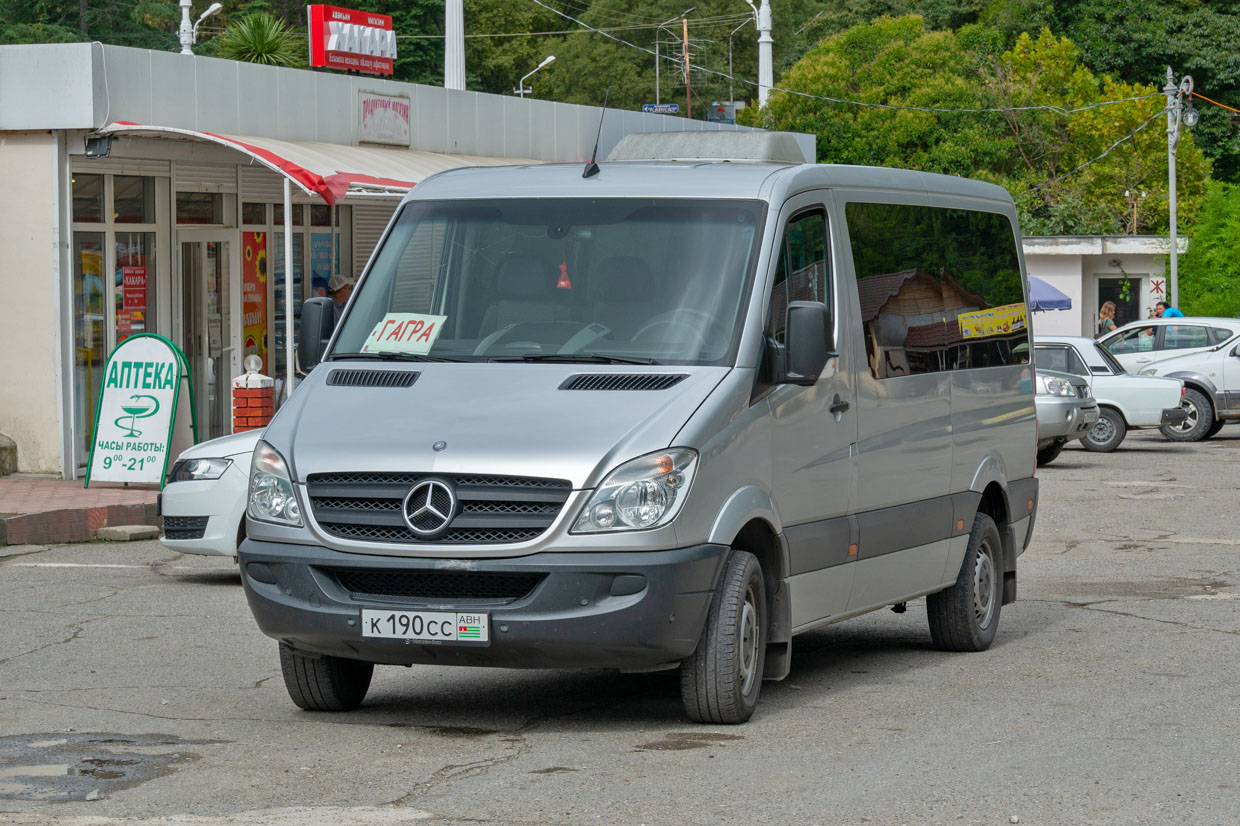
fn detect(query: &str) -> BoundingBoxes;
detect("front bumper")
[1035,396,1099,442]
[159,465,249,556]
[1161,406,1189,426]
[237,539,729,670]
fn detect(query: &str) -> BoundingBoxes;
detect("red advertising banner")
[308,5,396,76]
[243,233,268,374]
[122,266,146,310]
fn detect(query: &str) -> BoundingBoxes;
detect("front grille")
[325,369,419,388]
[560,373,688,391]
[163,515,208,540]
[331,569,545,604]
[307,472,573,545]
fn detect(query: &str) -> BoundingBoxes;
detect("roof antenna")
[582,88,610,179]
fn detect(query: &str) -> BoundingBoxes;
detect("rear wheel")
[1161,388,1213,442]
[279,643,373,711]
[1036,440,1065,466]
[680,550,766,725]
[1081,407,1126,452]
[927,513,1002,652]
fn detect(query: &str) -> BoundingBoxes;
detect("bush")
[1178,181,1240,318]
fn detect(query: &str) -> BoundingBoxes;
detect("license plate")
[360,609,490,645]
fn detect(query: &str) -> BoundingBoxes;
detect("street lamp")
[514,55,555,98]
[1163,67,1195,308]
[178,0,222,55]
[727,16,754,107]
[655,6,695,105]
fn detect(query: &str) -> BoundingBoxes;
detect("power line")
[525,0,1164,117]
[396,12,752,40]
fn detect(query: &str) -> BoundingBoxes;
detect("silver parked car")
[238,132,1039,724]
[1034,369,1098,466]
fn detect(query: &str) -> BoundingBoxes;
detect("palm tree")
[213,12,301,67]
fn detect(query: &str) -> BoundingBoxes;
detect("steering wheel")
[472,321,608,356]
[632,309,731,354]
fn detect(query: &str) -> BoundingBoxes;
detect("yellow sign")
[958,303,1027,339]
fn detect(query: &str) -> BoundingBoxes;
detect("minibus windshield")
[331,198,765,365]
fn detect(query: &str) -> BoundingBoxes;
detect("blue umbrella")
[1028,275,1072,311]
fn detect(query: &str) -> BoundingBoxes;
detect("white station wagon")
[1034,336,1186,451]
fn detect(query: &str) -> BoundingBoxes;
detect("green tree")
[746,16,1211,236]
[213,12,303,66]
[1178,181,1240,317]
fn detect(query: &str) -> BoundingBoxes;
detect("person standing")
[326,274,356,329]
[1097,300,1118,338]
[1155,300,1184,318]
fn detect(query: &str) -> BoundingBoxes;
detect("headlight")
[247,441,302,527]
[1037,375,1076,397]
[168,457,231,482]
[572,448,698,534]
[1140,367,1158,376]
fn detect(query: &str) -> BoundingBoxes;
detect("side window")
[845,202,1028,380]
[1106,326,1156,354]
[1065,347,1090,376]
[767,209,828,343]
[1035,346,1068,373]
[1163,324,1209,350]
[1212,327,1236,344]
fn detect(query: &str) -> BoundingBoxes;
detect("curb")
[0,502,161,546]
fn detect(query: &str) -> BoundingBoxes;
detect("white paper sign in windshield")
[361,313,447,355]
[87,335,188,485]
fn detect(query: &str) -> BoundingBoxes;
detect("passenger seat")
[480,257,568,333]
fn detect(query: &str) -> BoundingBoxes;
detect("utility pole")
[655,7,695,107]
[444,0,465,90]
[1164,67,1196,308]
[683,16,691,119]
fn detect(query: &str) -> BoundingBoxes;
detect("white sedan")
[1034,336,1187,452]
[159,429,261,558]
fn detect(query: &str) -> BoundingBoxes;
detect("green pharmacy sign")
[86,334,197,488]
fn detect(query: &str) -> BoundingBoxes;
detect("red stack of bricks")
[233,385,274,432]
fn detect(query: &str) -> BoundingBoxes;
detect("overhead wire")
[525,0,1164,116]
[1192,91,1240,116]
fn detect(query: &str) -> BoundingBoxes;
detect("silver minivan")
[239,133,1039,724]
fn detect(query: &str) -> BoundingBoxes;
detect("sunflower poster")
[242,232,268,373]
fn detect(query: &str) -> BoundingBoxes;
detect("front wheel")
[680,550,766,724]
[1161,388,1214,442]
[279,643,373,711]
[926,513,1002,652]
[1081,407,1126,452]
[1036,440,1065,467]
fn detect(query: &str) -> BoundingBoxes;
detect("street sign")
[642,103,680,115]
[86,334,197,488]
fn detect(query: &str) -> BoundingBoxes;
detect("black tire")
[279,643,373,711]
[1206,419,1226,439]
[680,550,766,725]
[927,513,1002,652]
[1036,441,1065,466]
[1080,407,1126,452]
[1161,388,1214,442]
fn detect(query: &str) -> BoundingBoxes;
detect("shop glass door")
[179,234,238,441]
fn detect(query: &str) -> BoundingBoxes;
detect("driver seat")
[592,255,656,338]
[479,257,567,334]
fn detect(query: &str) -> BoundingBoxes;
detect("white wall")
[1025,254,1084,336]
[0,132,64,473]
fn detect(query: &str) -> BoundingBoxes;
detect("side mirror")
[297,297,335,374]
[784,301,832,386]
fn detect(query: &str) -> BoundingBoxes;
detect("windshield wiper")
[489,353,661,365]
[329,352,472,363]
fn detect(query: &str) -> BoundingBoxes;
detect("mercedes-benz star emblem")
[402,479,456,537]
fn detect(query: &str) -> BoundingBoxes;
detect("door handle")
[829,397,850,415]
[1136,358,1151,363]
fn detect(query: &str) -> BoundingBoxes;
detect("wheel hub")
[1171,400,1198,433]
[973,541,996,630]
[1088,416,1115,445]
[738,585,759,694]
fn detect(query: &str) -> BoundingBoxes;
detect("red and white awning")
[98,122,531,204]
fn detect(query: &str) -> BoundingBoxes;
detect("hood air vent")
[326,369,419,388]
[560,373,688,391]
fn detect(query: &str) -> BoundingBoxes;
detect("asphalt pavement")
[1,430,1238,826]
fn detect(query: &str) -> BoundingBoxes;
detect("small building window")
[273,203,304,226]
[176,192,223,224]
[113,176,155,224]
[72,174,104,223]
[310,204,331,226]
[242,202,267,225]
